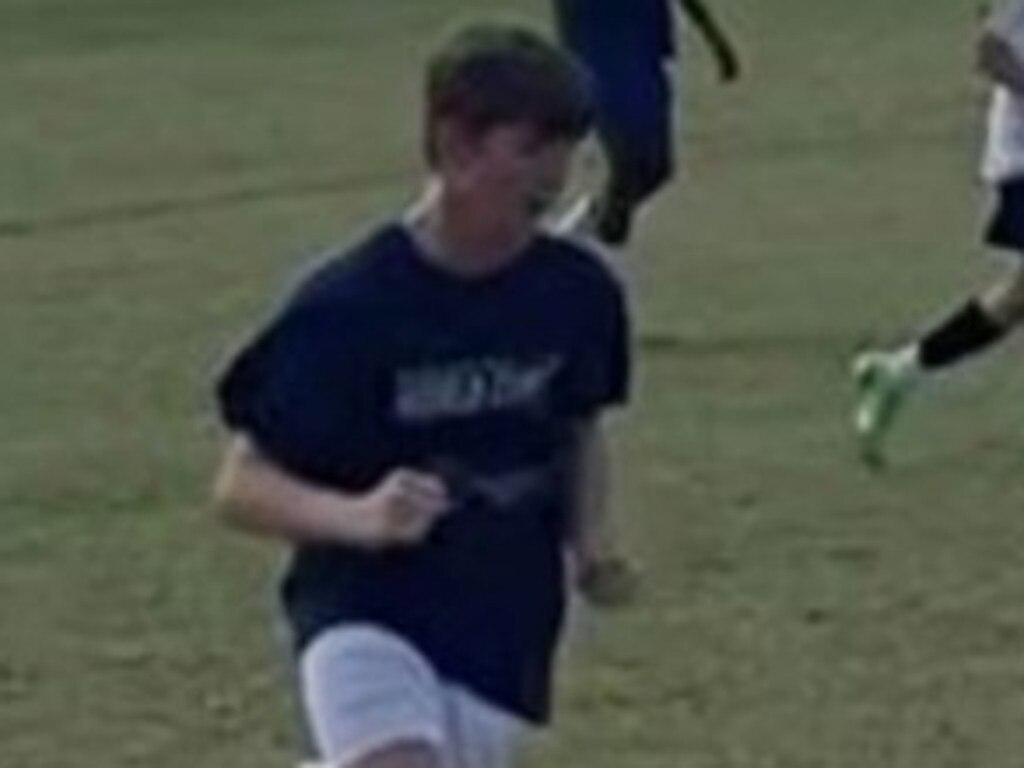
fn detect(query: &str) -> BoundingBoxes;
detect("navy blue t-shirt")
[216,223,630,723]
[553,0,676,62]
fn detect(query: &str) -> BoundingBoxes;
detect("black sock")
[918,300,1007,370]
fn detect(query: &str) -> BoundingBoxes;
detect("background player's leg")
[571,58,674,248]
[593,88,673,247]
[852,178,1024,466]
[853,261,1024,467]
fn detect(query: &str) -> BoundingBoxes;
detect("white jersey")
[982,0,1024,182]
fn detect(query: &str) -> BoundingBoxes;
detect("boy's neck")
[405,180,535,277]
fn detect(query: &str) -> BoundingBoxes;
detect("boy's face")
[440,121,577,228]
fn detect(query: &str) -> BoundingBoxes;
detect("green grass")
[5,1,1024,766]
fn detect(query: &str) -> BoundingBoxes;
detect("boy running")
[213,22,635,768]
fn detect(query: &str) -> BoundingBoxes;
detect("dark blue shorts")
[984,176,1024,252]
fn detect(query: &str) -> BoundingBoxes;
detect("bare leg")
[979,260,1024,327]
[347,740,443,768]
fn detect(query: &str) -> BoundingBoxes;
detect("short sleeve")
[216,302,359,482]
[989,1,1024,42]
[561,278,631,416]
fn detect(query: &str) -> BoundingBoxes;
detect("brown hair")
[424,23,593,164]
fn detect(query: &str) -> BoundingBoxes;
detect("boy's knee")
[348,740,442,768]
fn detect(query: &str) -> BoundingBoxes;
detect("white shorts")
[298,625,531,768]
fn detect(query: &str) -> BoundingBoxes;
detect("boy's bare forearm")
[213,436,449,549]
[566,417,639,608]
[212,436,361,545]
[565,419,617,559]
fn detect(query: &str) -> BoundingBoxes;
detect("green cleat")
[851,351,914,469]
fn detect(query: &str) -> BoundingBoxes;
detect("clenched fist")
[348,468,450,550]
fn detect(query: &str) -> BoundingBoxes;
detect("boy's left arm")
[566,416,638,608]
[677,0,742,82]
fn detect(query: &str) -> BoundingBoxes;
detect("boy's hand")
[575,553,640,609]
[350,468,449,549]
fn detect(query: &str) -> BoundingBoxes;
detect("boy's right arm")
[212,435,449,549]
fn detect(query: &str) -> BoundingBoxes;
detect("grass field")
[5,1,1024,766]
